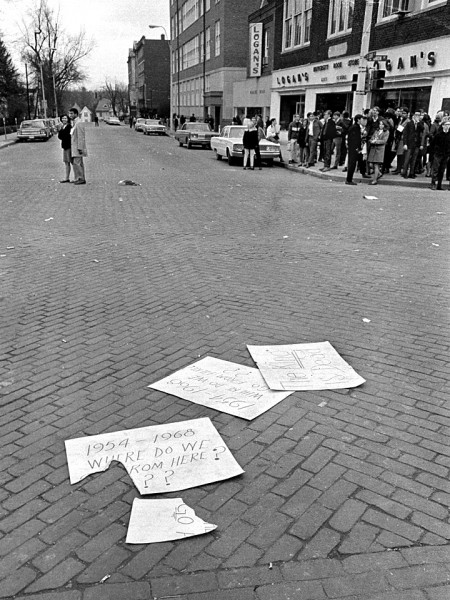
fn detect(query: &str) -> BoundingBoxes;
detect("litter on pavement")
[149,356,293,420]
[65,417,244,494]
[118,179,141,186]
[126,498,216,544]
[247,341,365,391]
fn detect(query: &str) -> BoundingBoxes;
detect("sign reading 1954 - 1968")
[250,23,263,77]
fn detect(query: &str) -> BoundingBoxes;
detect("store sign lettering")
[385,51,436,71]
[276,72,310,86]
[250,23,263,78]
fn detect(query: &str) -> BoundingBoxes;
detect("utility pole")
[353,0,375,114]
[34,30,47,118]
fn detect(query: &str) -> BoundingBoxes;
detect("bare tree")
[103,79,128,117]
[19,0,94,116]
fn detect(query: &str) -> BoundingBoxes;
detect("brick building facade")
[128,36,170,119]
[233,0,450,128]
[170,0,260,127]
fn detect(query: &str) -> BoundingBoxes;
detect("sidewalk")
[278,131,438,189]
[0,132,18,150]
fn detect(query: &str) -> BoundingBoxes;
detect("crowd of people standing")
[285,107,450,189]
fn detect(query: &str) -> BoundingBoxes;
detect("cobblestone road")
[0,124,449,599]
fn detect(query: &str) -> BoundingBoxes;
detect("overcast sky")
[0,0,170,89]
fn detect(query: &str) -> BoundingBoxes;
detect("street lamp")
[50,48,58,118]
[148,24,168,39]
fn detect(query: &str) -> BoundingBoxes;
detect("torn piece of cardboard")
[126,498,217,544]
[65,417,244,494]
[149,356,293,420]
[247,342,365,391]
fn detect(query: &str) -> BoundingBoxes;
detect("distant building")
[95,98,112,121]
[80,106,92,122]
[127,35,170,119]
[170,0,261,128]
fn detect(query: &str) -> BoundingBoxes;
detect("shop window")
[328,0,354,37]
[283,0,312,51]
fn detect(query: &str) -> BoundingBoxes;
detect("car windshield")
[187,123,211,131]
[21,120,45,128]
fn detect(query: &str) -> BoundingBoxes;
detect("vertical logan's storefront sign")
[250,23,263,77]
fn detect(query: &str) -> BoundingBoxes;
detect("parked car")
[105,116,121,126]
[210,125,283,166]
[134,118,146,132]
[142,119,167,136]
[17,119,53,142]
[174,122,217,149]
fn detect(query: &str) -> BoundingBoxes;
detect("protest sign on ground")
[247,342,365,391]
[149,356,292,419]
[126,498,217,544]
[65,417,244,494]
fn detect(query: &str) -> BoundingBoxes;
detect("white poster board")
[65,417,244,494]
[126,498,217,544]
[247,342,365,391]
[149,357,292,420]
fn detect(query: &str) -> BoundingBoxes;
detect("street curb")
[280,161,438,189]
[0,139,18,150]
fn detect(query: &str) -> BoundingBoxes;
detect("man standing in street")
[402,110,424,179]
[69,107,87,185]
[305,112,321,167]
[320,110,337,172]
[345,114,366,185]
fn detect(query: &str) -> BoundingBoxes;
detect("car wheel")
[187,141,192,149]
[227,151,234,166]
[178,141,183,146]
[215,150,222,161]
[266,159,274,167]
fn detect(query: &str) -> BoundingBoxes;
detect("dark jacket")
[243,129,259,150]
[320,118,337,141]
[402,120,425,149]
[288,120,302,141]
[347,123,362,154]
[58,123,72,150]
[306,119,322,142]
[433,129,450,157]
[297,125,308,148]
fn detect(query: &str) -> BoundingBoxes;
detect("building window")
[215,20,221,56]
[181,35,200,69]
[283,0,312,50]
[206,0,211,10]
[328,0,354,36]
[205,26,211,60]
[378,0,446,19]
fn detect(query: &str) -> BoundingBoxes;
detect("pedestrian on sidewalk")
[305,112,321,167]
[392,108,409,174]
[331,112,343,169]
[243,121,259,170]
[287,114,301,165]
[345,114,366,185]
[401,110,424,179]
[368,120,389,185]
[68,107,87,185]
[57,114,72,183]
[430,118,450,190]
[266,118,280,142]
[298,118,309,166]
[320,110,337,172]
[252,116,264,170]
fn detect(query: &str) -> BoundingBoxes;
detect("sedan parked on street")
[174,122,217,149]
[134,118,146,132]
[105,116,121,126]
[210,125,283,166]
[142,119,167,136]
[17,119,53,142]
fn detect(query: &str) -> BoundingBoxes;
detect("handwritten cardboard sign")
[65,417,244,494]
[149,357,292,420]
[126,498,217,544]
[247,342,365,391]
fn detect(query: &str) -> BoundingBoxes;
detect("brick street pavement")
[0,124,449,599]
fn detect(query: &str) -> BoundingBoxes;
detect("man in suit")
[401,110,424,179]
[68,107,87,185]
[320,110,337,172]
[345,114,367,185]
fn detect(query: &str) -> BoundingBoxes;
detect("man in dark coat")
[345,114,366,185]
[320,110,337,172]
[402,111,425,178]
[430,119,450,190]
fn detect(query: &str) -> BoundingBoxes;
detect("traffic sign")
[365,53,388,61]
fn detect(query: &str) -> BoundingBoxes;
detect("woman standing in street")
[57,114,72,183]
[243,121,259,170]
[368,120,389,185]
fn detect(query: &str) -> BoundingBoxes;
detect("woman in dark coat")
[57,114,72,183]
[243,123,259,170]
